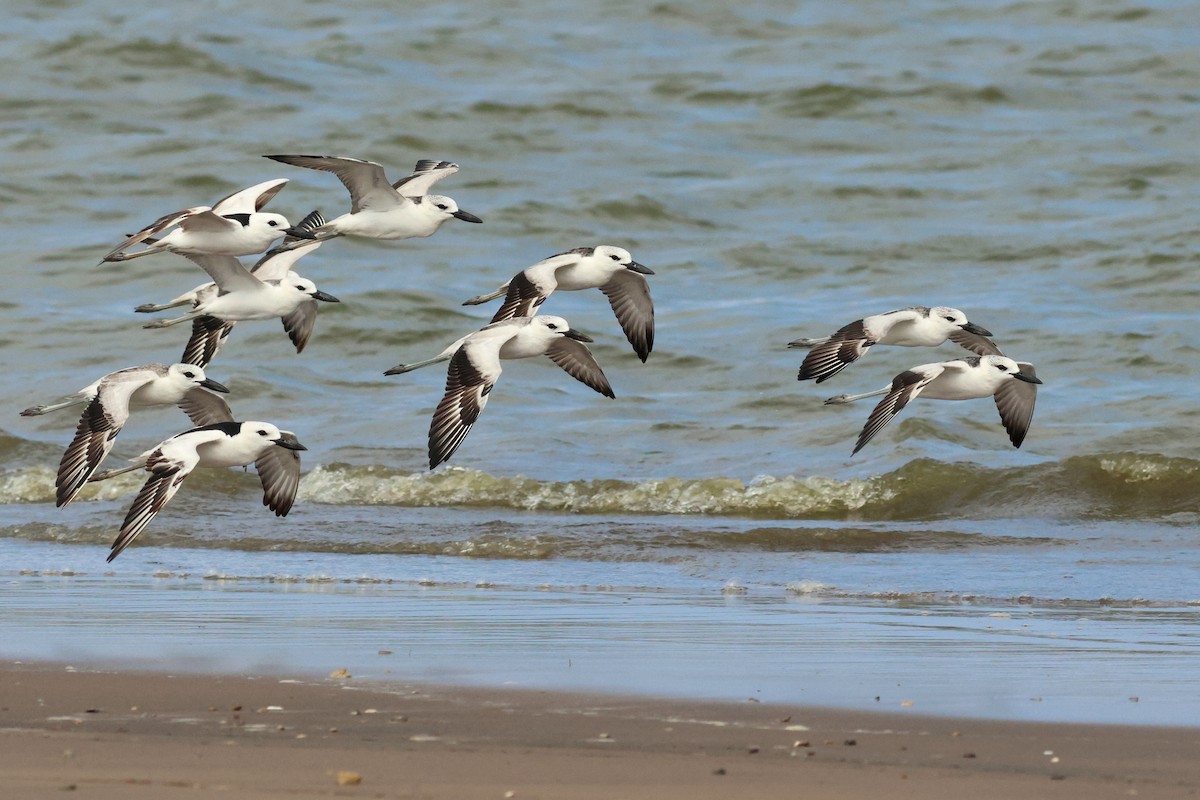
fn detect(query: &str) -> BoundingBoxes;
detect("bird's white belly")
[877,321,944,347]
[202,288,292,321]
[195,439,264,469]
[553,264,607,291]
[921,371,994,401]
[169,228,276,256]
[498,337,548,359]
[129,380,181,407]
[331,209,434,239]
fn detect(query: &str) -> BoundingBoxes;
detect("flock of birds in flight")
[19,154,1041,562]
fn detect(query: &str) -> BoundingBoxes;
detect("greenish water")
[0,0,1198,724]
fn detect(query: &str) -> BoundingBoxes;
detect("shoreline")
[3,661,1198,799]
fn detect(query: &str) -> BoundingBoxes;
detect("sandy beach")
[2,662,1197,799]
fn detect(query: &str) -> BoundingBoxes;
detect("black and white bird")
[19,363,232,507]
[135,210,331,367]
[101,178,315,262]
[788,306,995,383]
[139,245,339,368]
[90,420,306,562]
[824,354,1042,454]
[384,316,614,469]
[462,246,656,362]
[263,155,482,241]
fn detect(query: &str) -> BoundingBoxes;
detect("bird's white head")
[239,421,307,450]
[166,363,229,393]
[931,306,991,337]
[532,315,593,343]
[980,355,1042,385]
[283,271,340,303]
[593,245,654,275]
[424,193,483,225]
[249,212,293,236]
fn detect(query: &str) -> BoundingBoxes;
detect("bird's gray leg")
[19,395,87,416]
[143,312,202,329]
[787,335,830,349]
[135,298,191,313]
[462,283,511,306]
[279,231,342,250]
[88,459,148,482]
[102,247,160,264]
[824,386,890,405]
[383,354,453,376]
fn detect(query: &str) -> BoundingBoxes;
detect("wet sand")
[2,662,1197,799]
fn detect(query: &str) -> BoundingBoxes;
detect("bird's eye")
[944,316,956,322]
[268,220,278,227]
[996,364,1009,372]
[546,323,558,329]
[258,430,270,437]
[436,203,449,210]
[183,371,195,379]
[609,254,621,261]
[295,284,305,290]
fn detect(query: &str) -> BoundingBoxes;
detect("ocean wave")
[296,453,1200,521]
[4,453,1197,521]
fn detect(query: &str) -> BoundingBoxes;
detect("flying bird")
[101,178,315,262]
[90,420,306,562]
[20,363,231,507]
[384,316,614,469]
[135,210,332,367]
[788,306,995,383]
[463,246,655,362]
[263,155,481,241]
[824,354,1042,454]
[139,241,339,367]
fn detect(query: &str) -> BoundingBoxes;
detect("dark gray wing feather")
[489,271,548,323]
[799,319,872,383]
[181,316,236,367]
[255,445,301,516]
[56,395,123,507]
[600,271,654,362]
[545,339,615,398]
[852,368,939,455]
[107,453,191,562]
[948,329,1003,357]
[264,155,397,214]
[994,363,1038,448]
[178,388,234,427]
[427,347,494,469]
[280,301,318,353]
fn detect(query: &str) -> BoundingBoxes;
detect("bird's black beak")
[1014,372,1042,384]
[960,321,993,336]
[274,431,307,451]
[452,209,483,223]
[200,377,230,393]
[563,329,593,343]
[626,261,655,275]
[311,290,340,303]
[282,226,321,240]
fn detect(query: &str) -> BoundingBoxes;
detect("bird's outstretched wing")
[600,270,654,362]
[852,364,945,455]
[256,442,302,516]
[107,446,199,562]
[55,374,147,507]
[265,155,399,213]
[798,319,873,384]
[427,342,503,469]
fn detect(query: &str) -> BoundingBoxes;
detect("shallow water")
[1,0,1198,724]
